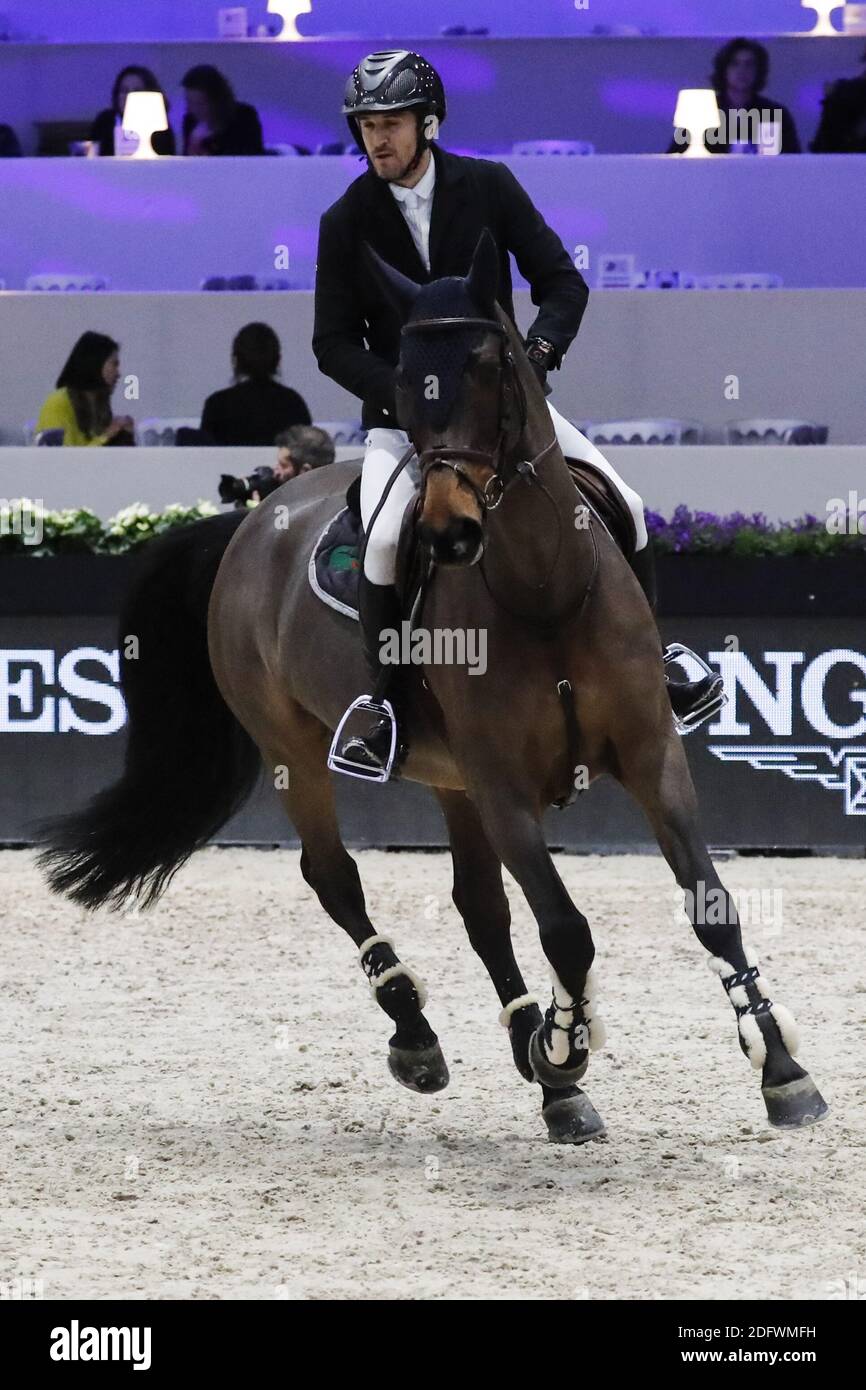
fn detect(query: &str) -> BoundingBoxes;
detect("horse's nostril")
[418,517,482,566]
[437,519,483,566]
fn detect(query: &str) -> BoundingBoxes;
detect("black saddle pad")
[310,478,421,618]
[311,504,363,617]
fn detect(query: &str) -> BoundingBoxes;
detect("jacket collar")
[361,144,468,279]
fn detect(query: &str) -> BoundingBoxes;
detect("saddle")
[308,455,636,618]
[564,457,638,559]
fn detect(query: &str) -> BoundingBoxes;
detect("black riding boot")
[337,574,406,774]
[629,541,726,732]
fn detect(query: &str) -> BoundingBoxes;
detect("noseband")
[399,315,559,513]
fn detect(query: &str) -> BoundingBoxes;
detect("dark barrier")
[1,557,864,851]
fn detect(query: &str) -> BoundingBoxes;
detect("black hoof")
[543,1092,606,1145]
[387,1041,450,1094]
[762,1075,829,1129]
[528,1026,589,1088]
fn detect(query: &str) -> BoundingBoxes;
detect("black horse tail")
[37,512,261,911]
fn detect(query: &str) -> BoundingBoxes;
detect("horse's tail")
[37,512,261,911]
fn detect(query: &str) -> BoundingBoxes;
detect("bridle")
[362,308,595,619]
[398,314,560,513]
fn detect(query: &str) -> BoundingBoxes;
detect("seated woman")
[36,332,134,446]
[181,65,264,156]
[668,38,801,154]
[90,65,176,156]
[200,322,312,446]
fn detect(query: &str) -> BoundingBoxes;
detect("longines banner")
[1,615,864,850]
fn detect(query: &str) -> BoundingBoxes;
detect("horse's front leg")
[263,712,449,1095]
[464,781,607,1144]
[436,787,545,1079]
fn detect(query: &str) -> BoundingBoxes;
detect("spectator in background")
[36,332,135,446]
[181,65,264,156]
[274,425,336,479]
[0,123,22,156]
[200,322,311,446]
[811,46,866,152]
[91,66,176,156]
[669,39,801,153]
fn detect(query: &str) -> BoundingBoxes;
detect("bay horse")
[39,231,827,1143]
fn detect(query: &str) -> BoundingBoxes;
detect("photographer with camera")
[218,424,337,507]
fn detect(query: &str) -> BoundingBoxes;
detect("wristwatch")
[525,337,557,371]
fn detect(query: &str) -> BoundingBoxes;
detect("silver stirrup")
[327,696,398,782]
[663,643,728,737]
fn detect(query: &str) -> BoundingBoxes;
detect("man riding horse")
[313,50,726,776]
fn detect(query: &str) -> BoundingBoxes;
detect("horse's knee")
[540,910,595,984]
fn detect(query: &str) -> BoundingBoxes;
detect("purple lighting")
[600,79,679,121]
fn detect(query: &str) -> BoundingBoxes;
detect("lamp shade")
[672,89,721,157]
[801,1,845,34]
[120,92,169,159]
[267,1,312,40]
[673,89,721,132]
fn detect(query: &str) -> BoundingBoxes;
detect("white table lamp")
[801,1,845,33]
[120,92,169,159]
[267,1,312,40]
[673,89,721,157]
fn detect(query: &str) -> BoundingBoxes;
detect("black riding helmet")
[342,50,446,168]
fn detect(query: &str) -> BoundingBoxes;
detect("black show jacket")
[312,143,589,429]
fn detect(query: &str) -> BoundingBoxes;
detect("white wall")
[0,290,863,446]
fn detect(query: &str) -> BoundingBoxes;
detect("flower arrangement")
[645,506,865,557]
[0,499,220,556]
[0,500,863,557]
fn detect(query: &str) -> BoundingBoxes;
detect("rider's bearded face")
[357,111,421,182]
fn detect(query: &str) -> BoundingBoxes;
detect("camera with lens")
[218,466,282,506]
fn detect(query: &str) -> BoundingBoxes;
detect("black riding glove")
[525,337,556,397]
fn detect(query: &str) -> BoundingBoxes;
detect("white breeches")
[360,400,648,586]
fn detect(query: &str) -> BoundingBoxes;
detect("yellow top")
[36,388,110,446]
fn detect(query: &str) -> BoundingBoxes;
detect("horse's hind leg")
[267,702,448,1094]
[436,788,590,1141]
[615,725,828,1129]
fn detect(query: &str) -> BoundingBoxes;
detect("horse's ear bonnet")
[393,230,503,431]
